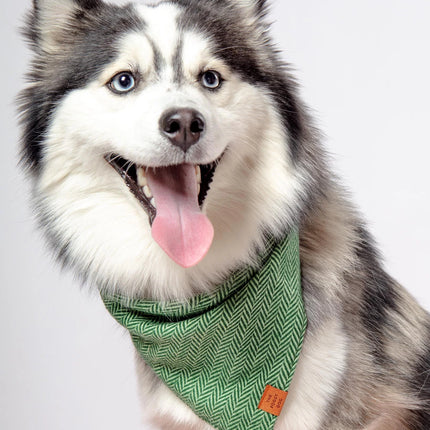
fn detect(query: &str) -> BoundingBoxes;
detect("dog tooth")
[195,166,201,184]
[143,185,152,199]
[137,167,147,187]
[150,198,156,209]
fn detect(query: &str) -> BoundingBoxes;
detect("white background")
[1,1,429,429]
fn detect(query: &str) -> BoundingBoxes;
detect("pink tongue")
[146,164,214,268]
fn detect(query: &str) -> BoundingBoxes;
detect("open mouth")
[105,154,219,225]
[105,154,221,268]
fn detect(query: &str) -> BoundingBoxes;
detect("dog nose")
[160,108,205,152]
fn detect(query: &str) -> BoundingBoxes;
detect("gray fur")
[172,37,184,84]
[300,189,430,428]
[19,0,430,428]
[147,35,165,76]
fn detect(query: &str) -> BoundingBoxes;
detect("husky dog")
[19,0,430,429]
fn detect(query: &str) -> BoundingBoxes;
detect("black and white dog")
[19,0,430,428]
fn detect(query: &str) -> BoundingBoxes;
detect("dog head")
[20,0,315,298]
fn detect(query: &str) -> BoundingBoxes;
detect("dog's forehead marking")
[101,3,218,87]
[135,3,214,83]
[136,3,181,78]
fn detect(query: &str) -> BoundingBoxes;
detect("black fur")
[355,226,399,365]
[74,0,102,8]
[361,272,398,365]
[172,38,184,84]
[147,36,164,76]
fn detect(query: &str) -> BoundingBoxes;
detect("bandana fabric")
[102,230,307,430]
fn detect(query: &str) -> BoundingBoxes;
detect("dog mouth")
[105,154,220,268]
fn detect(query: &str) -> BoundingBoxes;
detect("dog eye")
[109,72,136,94]
[201,70,222,90]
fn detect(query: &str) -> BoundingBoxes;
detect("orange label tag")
[258,385,288,417]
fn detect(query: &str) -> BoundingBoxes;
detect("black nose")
[160,108,205,152]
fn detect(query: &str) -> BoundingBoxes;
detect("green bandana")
[102,230,307,430]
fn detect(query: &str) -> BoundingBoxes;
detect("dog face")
[20,0,309,298]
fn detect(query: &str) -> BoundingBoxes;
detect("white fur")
[37,10,303,300]
[33,2,318,428]
[277,319,347,430]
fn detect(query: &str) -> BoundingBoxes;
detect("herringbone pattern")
[102,230,307,430]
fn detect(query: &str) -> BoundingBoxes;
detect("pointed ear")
[31,0,101,52]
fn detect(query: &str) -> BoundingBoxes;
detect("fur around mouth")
[104,154,220,225]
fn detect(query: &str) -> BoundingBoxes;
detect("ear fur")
[30,0,101,52]
[235,0,268,18]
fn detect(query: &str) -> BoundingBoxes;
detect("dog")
[19,0,430,429]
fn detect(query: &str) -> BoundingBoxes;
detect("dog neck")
[102,229,307,430]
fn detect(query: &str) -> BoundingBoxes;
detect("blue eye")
[201,70,222,89]
[109,72,136,94]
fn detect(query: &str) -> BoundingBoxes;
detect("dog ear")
[30,0,101,52]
